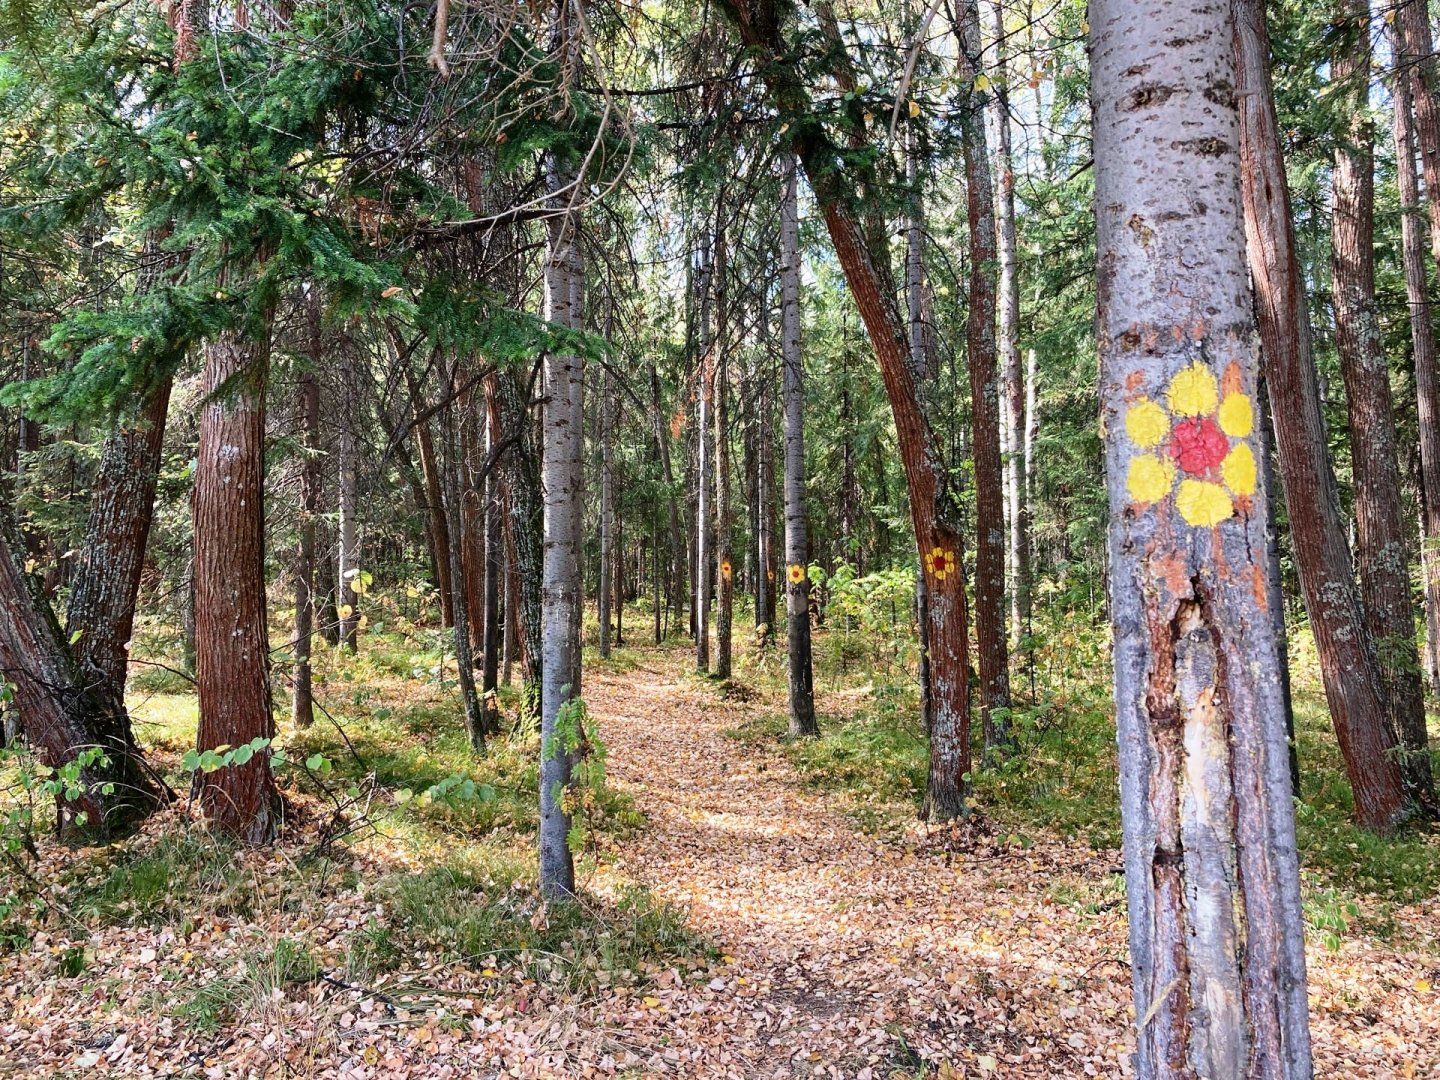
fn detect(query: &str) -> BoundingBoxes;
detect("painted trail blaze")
[1124,360,1257,526]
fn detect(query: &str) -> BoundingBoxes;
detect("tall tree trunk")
[1391,20,1440,698]
[990,0,1031,655]
[780,155,818,737]
[1330,3,1433,808]
[721,2,976,818]
[337,352,361,652]
[694,235,713,672]
[410,384,456,629]
[956,0,1011,757]
[491,365,543,699]
[906,127,935,737]
[1233,0,1411,830]
[193,322,279,845]
[714,221,734,680]
[538,65,583,895]
[755,328,777,641]
[599,365,614,659]
[650,366,686,638]
[481,388,502,734]
[1092,3,1313,1074]
[292,354,320,729]
[438,394,484,752]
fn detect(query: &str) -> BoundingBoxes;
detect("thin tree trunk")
[599,365,614,659]
[1391,27,1440,700]
[337,352,361,652]
[714,220,734,680]
[956,0,1011,757]
[193,322,279,845]
[1330,3,1433,808]
[411,384,456,629]
[292,352,320,728]
[695,234,713,672]
[438,394,484,752]
[650,366,686,638]
[481,386,502,734]
[780,154,818,737]
[1092,3,1313,1073]
[1233,0,1411,830]
[990,0,1031,655]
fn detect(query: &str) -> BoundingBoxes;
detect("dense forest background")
[0,0,1437,1076]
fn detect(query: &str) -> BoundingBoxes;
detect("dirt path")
[585,652,1136,1078]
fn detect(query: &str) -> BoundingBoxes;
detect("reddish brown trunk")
[412,387,456,628]
[1233,0,1410,830]
[1331,6,1433,808]
[193,326,279,845]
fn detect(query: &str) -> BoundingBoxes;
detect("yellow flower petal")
[1176,478,1233,527]
[1222,442,1257,496]
[1126,454,1174,504]
[1125,397,1169,448]
[1166,362,1219,417]
[1218,391,1254,437]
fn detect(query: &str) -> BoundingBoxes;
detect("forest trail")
[583,650,1136,1078]
[577,647,1436,1079]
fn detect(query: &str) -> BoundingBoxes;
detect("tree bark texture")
[1330,5,1432,808]
[1092,3,1313,1074]
[714,220,734,680]
[1233,0,1411,830]
[292,361,320,729]
[695,234,713,672]
[193,325,279,845]
[956,0,1011,756]
[780,154,817,737]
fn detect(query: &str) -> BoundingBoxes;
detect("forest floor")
[0,632,1438,1077]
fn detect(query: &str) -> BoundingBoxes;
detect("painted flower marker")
[1125,360,1258,526]
[924,546,958,582]
[786,563,806,584]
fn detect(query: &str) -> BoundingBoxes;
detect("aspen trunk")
[650,366,686,638]
[1092,3,1313,1073]
[539,85,583,896]
[990,0,1031,654]
[193,325,279,845]
[1330,5,1433,808]
[1233,0,1411,830]
[780,155,817,737]
[481,387,502,734]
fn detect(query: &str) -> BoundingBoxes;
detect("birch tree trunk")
[1092,2,1313,1073]
[481,386,502,734]
[780,154,817,737]
[1330,4,1433,809]
[1233,0,1411,830]
[989,0,1030,655]
[1392,35,1440,698]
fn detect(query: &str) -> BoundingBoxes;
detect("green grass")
[172,938,319,1033]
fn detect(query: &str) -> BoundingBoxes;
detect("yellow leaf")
[973,73,991,92]
[362,1045,379,1065]
[908,99,921,118]
[642,996,660,1008]
[1417,978,1432,992]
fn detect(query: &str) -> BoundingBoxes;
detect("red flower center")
[1169,416,1228,476]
